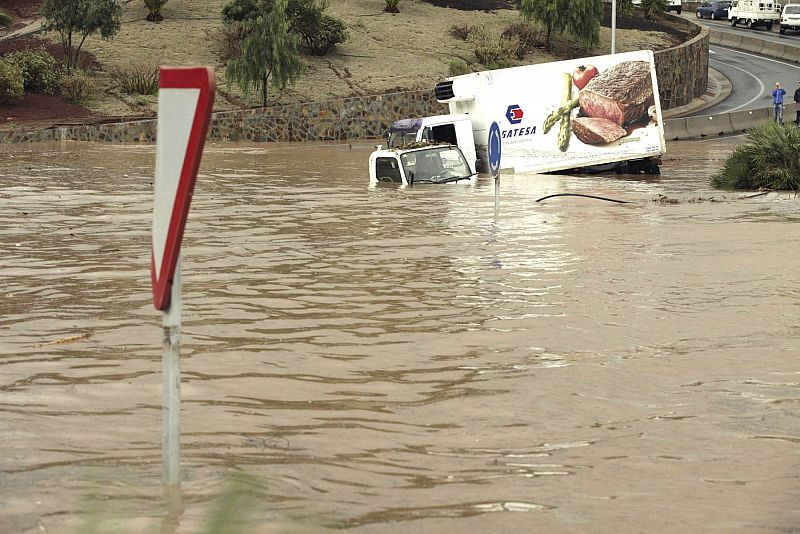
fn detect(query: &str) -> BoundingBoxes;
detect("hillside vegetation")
[4,0,688,119]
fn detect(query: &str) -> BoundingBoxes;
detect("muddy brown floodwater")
[1,137,799,533]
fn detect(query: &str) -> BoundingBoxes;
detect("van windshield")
[786,5,800,13]
[401,146,472,184]
[388,130,419,148]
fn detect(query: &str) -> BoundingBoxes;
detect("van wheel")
[766,23,773,31]
[731,17,737,26]
[780,26,786,34]
[747,19,754,28]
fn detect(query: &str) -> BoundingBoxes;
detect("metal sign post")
[152,66,215,486]
[488,121,502,216]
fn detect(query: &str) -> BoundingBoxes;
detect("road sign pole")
[162,255,182,486]
[488,121,502,216]
[495,173,500,216]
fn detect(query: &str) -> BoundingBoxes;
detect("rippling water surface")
[1,138,799,532]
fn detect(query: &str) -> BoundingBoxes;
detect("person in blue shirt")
[772,82,787,124]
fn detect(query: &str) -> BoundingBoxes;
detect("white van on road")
[780,4,800,33]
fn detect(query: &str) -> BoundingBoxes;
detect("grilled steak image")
[572,117,627,145]
[578,61,654,126]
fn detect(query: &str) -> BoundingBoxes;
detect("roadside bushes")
[4,47,62,93]
[0,60,24,104]
[59,70,95,104]
[448,59,471,76]
[711,122,800,191]
[468,27,522,68]
[0,47,63,104]
[111,63,159,95]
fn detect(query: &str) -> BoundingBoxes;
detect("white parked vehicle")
[631,0,682,14]
[384,114,477,175]
[780,3,800,33]
[369,143,476,186]
[728,0,780,30]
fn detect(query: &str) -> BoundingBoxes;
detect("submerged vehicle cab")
[369,143,475,186]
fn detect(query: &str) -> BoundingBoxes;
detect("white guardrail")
[663,28,800,141]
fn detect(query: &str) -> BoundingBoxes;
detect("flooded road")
[1,138,799,533]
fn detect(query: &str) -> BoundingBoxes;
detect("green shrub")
[4,47,62,93]
[449,23,472,40]
[501,22,544,59]
[711,121,800,191]
[384,0,400,13]
[448,59,471,76]
[0,59,24,104]
[468,27,521,68]
[0,8,13,28]
[59,70,95,104]
[111,63,159,95]
[302,14,348,55]
[222,0,347,56]
[144,0,169,22]
[221,0,258,23]
[288,1,348,55]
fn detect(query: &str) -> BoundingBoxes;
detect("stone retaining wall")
[654,16,710,110]
[0,19,709,145]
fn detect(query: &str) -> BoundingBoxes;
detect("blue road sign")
[488,121,501,178]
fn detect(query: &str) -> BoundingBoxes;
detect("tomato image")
[573,64,599,90]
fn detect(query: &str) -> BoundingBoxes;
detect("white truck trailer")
[370,49,666,180]
[728,0,780,30]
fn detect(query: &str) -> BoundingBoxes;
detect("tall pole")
[494,173,500,217]
[162,255,181,486]
[612,0,617,54]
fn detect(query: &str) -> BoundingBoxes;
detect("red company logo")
[505,105,524,124]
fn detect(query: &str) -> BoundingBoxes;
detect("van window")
[786,5,800,13]
[429,124,459,145]
[374,157,402,183]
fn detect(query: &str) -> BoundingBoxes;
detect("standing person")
[772,82,787,124]
[794,81,800,126]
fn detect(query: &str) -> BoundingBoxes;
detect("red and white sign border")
[151,67,215,310]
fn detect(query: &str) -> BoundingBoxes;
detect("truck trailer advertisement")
[437,49,666,175]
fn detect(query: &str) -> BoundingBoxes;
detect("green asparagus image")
[543,96,579,134]
[557,72,573,152]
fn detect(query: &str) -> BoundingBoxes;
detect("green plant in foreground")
[711,121,800,191]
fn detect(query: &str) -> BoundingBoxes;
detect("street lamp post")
[612,0,617,54]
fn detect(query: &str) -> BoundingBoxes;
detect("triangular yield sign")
[151,67,215,310]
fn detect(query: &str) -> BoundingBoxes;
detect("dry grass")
[76,0,680,116]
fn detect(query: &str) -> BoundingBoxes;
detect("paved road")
[692,45,800,116]
[682,11,800,43]
[676,13,800,116]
